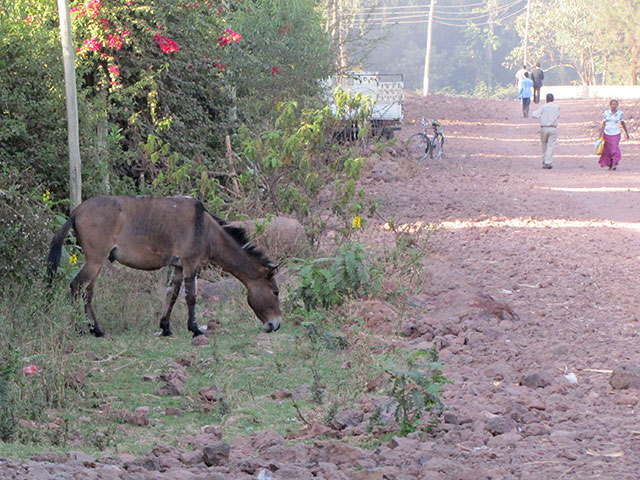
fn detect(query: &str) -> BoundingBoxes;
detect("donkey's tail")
[47,216,75,283]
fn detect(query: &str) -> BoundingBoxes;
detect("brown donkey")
[47,196,282,337]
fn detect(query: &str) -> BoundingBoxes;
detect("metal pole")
[422,0,437,96]
[57,0,82,210]
[523,0,531,66]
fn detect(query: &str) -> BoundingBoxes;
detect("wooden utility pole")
[523,0,531,66]
[422,0,436,96]
[57,0,82,210]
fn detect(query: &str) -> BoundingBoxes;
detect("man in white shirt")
[515,65,527,91]
[531,93,560,169]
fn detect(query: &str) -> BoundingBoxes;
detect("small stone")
[202,442,230,467]
[486,417,516,436]
[179,449,203,466]
[614,393,638,406]
[165,407,183,416]
[330,408,364,431]
[521,372,553,389]
[549,430,576,444]
[443,412,459,425]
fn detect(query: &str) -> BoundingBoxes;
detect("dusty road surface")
[363,92,640,479]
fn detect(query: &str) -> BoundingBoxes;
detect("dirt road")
[365,92,640,478]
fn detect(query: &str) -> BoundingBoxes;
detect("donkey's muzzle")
[263,318,281,333]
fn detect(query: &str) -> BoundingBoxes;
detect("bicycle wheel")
[431,134,444,160]
[407,133,430,161]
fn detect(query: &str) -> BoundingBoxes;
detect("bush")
[291,242,380,310]
[0,171,58,286]
[379,347,450,435]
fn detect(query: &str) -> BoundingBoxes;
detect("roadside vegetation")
[0,0,448,459]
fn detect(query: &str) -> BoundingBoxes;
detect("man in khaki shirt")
[531,93,560,169]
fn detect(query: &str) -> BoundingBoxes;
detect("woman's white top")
[603,109,624,135]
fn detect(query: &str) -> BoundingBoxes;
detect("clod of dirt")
[125,406,150,426]
[165,407,183,416]
[270,388,292,400]
[198,385,222,402]
[609,365,640,390]
[520,372,554,389]
[157,378,185,396]
[65,368,88,389]
[329,407,364,431]
[472,294,520,321]
[192,334,210,347]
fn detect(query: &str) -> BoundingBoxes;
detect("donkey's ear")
[267,263,279,278]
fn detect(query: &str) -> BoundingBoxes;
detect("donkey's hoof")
[191,330,204,338]
[90,328,105,338]
[161,329,173,337]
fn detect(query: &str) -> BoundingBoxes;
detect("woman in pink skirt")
[599,99,630,170]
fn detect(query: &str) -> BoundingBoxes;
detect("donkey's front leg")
[159,268,183,336]
[184,276,203,337]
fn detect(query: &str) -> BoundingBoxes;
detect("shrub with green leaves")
[379,347,450,436]
[291,242,379,310]
[0,171,58,286]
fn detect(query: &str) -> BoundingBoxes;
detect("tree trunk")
[631,44,638,85]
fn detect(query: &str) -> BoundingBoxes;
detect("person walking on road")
[599,99,630,171]
[530,62,545,104]
[531,93,560,169]
[519,72,534,118]
[515,65,527,91]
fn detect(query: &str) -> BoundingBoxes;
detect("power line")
[350,0,526,26]
[350,0,500,11]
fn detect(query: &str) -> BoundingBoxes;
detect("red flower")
[154,33,179,54]
[25,14,34,23]
[279,24,291,34]
[84,38,103,51]
[271,66,281,76]
[108,34,123,50]
[108,65,120,76]
[218,28,241,46]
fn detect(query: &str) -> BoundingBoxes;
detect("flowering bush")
[1,0,334,208]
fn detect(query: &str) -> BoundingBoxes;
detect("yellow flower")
[69,253,78,265]
[352,216,361,229]
[42,189,51,202]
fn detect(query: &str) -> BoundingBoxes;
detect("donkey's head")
[246,263,281,333]
[213,216,283,333]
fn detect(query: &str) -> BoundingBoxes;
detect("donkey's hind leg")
[184,276,203,337]
[159,267,183,336]
[70,262,105,337]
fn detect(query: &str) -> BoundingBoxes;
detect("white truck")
[328,71,404,139]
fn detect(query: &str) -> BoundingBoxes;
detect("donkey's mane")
[209,213,274,267]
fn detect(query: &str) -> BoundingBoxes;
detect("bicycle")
[407,119,444,161]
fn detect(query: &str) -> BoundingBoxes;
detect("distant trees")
[511,0,640,85]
